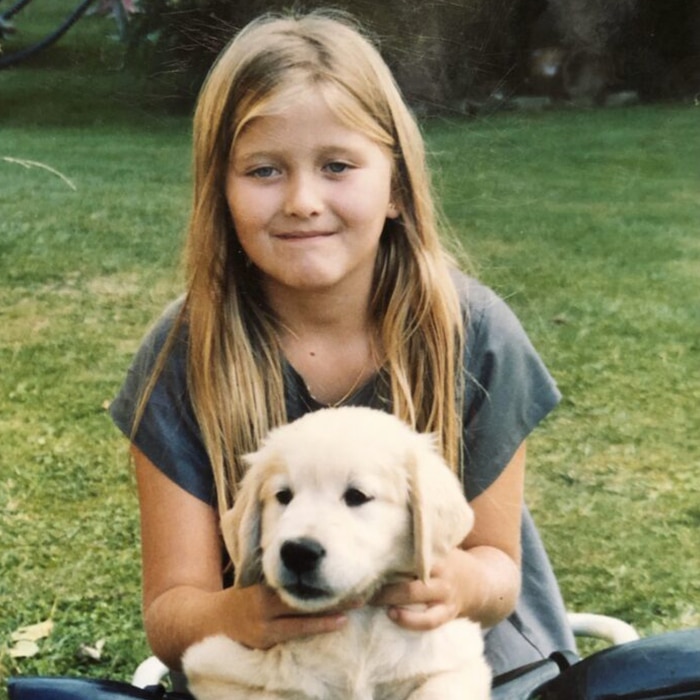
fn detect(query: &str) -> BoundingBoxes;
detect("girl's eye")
[343,488,372,507]
[325,161,351,175]
[275,488,293,505]
[249,166,278,179]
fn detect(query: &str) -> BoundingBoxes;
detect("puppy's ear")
[407,435,474,581]
[220,453,265,588]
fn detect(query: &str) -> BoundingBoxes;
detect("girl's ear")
[407,434,474,581]
[386,200,400,219]
[220,453,265,588]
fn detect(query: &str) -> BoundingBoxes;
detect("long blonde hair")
[144,11,464,515]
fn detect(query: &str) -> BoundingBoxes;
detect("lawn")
[1,3,699,696]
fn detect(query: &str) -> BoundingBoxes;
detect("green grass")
[1,5,189,689]
[1,2,699,695]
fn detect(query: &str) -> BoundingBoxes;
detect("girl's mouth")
[275,231,335,240]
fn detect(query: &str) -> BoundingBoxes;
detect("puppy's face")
[223,407,473,614]
[258,444,414,611]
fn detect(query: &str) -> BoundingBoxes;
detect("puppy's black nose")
[280,538,325,574]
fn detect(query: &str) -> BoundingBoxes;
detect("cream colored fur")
[183,407,491,699]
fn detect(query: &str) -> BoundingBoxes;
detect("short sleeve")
[109,299,216,505]
[459,277,561,500]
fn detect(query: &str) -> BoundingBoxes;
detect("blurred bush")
[127,0,700,111]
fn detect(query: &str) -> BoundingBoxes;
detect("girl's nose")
[283,172,323,218]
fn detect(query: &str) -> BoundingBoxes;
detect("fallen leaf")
[78,639,106,661]
[11,619,54,643]
[8,618,54,658]
[8,640,40,659]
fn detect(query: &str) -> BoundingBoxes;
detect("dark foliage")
[127,0,700,111]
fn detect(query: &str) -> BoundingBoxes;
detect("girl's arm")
[373,441,526,630]
[133,446,349,670]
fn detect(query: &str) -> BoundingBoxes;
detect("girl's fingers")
[372,578,446,607]
[255,612,348,648]
[371,580,419,607]
[370,576,461,632]
[251,587,356,647]
[387,603,450,631]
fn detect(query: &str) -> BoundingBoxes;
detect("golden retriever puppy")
[183,406,491,699]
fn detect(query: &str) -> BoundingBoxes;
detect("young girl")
[110,10,576,687]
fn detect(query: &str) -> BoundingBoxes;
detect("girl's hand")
[230,584,354,649]
[374,442,528,632]
[135,449,356,665]
[370,553,465,631]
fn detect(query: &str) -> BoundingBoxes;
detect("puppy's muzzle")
[281,537,326,575]
[278,537,332,601]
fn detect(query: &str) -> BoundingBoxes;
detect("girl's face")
[226,89,398,299]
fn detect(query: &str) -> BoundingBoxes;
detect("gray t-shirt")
[110,272,576,675]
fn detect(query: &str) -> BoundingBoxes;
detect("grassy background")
[1,2,699,695]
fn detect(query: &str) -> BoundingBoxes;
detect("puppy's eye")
[275,488,293,505]
[343,488,372,507]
